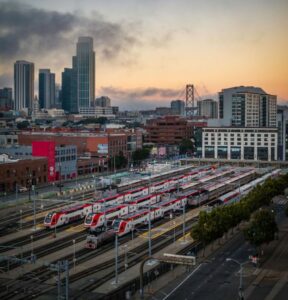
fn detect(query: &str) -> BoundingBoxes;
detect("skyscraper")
[61,67,78,113]
[171,100,185,115]
[0,87,13,111]
[14,60,34,112]
[76,37,95,109]
[39,69,56,109]
[95,96,111,107]
[197,99,218,118]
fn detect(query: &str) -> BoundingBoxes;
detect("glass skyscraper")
[76,37,95,109]
[14,60,34,112]
[39,69,55,109]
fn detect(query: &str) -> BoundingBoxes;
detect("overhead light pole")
[226,258,250,300]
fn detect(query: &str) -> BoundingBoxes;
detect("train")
[84,169,279,249]
[44,166,212,228]
[217,169,281,205]
[44,166,250,229]
[43,202,102,228]
[84,204,137,231]
[112,207,164,236]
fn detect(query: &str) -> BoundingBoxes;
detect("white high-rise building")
[14,60,34,112]
[76,37,95,109]
[219,86,277,127]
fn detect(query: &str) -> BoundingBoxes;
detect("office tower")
[219,86,277,127]
[0,87,13,111]
[95,96,111,107]
[61,67,78,113]
[197,99,218,118]
[171,100,185,115]
[39,69,56,109]
[55,84,61,108]
[76,37,95,109]
[277,106,288,161]
[14,60,34,112]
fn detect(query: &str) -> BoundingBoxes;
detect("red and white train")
[44,166,227,229]
[112,207,164,236]
[44,202,102,228]
[84,204,137,230]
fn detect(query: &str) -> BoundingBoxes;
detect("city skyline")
[0,0,288,109]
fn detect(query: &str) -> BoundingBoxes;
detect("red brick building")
[0,154,48,193]
[145,116,194,145]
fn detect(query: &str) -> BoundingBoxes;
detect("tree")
[17,120,30,130]
[132,148,151,166]
[108,151,128,170]
[179,139,194,155]
[285,205,288,217]
[243,209,278,248]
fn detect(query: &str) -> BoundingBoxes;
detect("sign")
[98,144,108,154]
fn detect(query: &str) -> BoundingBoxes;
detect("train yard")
[0,163,280,299]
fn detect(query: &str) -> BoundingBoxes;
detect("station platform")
[2,205,203,284]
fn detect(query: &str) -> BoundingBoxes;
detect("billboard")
[98,144,108,154]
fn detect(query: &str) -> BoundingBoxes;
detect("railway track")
[0,218,197,300]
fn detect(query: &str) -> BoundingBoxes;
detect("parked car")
[18,186,28,193]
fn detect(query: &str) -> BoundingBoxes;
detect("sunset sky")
[0,0,287,109]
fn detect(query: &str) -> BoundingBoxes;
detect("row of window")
[205,141,275,146]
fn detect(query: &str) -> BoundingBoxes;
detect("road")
[156,201,288,300]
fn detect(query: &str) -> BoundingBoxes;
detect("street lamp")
[30,235,34,257]
[72,239,76,270]
[226,258,250,300]
[19,209,22,231]
[32,184,36,231]
[58,163,62,193]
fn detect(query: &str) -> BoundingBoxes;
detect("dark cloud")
[0,73,13,87]
[0,1,140,61]
[99,86,184,109]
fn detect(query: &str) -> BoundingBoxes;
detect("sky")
[0,0,288,109]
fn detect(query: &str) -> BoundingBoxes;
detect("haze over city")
[0,0,288,109]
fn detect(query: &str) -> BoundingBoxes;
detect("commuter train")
[84,204,137,231]
[43,202,102,229]
[84,168,280,248]
[44,165,242,229]
[112,207,164,236]
[217,169,281,205]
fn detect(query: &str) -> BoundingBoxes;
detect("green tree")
[108,151,128,170]
[17,120,30,130]
[285,205,288,217]
[179,139,194,155]
[132,148,151,166]
[243,209,278,248]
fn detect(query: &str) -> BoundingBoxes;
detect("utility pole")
[182,203,186,241]
[59,163,62,193]
[148,203,152,257]
[50,260,69,300]
[19,209,22,231]
[32,185,36,231]
[114,232,119,284]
